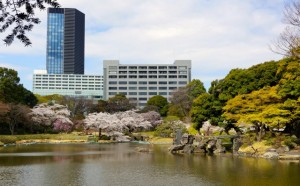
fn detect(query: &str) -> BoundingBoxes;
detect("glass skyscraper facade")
[46,8,85,74]
[47,9,64,74]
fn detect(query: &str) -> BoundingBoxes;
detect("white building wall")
[32,71,103,100]
[103,60,192,107]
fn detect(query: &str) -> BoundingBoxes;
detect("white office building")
[103,60,191,107]
[33,70,103,100]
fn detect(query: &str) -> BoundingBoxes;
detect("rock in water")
[169,145,185,153]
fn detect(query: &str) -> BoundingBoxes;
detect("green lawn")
[0,133,88,144]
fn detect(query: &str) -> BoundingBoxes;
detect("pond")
[0,143,299,186]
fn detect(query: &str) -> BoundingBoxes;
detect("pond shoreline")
[1,138,299,161]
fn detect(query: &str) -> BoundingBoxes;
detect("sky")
[0,0,286,91]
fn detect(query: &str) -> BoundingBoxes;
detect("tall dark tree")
[0,67,37,107]
[145,95,168,116]
[106,94,135,113]
[0,0,60,46]
[168,79,206,118]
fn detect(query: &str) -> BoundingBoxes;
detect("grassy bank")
[0,133,88,144]
[139,131,173,144]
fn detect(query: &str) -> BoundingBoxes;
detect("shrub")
[154,116,187,137]
[187,126,198,135]
[282,136,298,149]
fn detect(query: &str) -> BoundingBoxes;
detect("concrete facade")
[103,60,191,107]
[32,70,103,100]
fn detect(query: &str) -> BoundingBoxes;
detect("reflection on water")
[0,143,299,186]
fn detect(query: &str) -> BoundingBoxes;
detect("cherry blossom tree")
[83,110,160,139]
[29,103,74,132]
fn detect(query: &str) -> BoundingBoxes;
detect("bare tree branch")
[271,0,300,58]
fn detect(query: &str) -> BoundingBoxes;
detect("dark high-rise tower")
[46,8,85,74]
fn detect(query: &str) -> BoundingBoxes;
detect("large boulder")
[183,144,194,154]
[214,139,226,153]
[169,144,185,153]
[232,138,243,154]
[263,152,279,159]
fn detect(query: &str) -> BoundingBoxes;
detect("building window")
[119,66,127,69]
[139,87,147,90]
[109,71,117,74]
[119,75,127,78]
[169,75,177,78]
[139,81,147,85]
[129,92,137,95]
[139,71,147,74]
[139,66,147,69]
[139,92,147,95]
[169,81,177,85]
[139,97,147,101]
[159,81,167,85]
[149,92,157,95]
[159,66,167,69]
[119,71,127,74]
[169,66,177,69]
[109,75,117,78]
[149,66,157,69]
[129,66,137,69]
[149,81,157,85]
[149,87,157,90]
[119,81,127,84]
[179,71,187,74]
[178,75,187,78]
[159,75,167,78]
[129,87,137,90]
[129,75,137,78]
[119,92,127,95]
[139,75,147,78]
[119,87,127,90]
[109,87,117,90]
[159,92,167,95]
[179,81,187,84]
[109,81,117,85]
[169,87,177,90]
[159,87,167,90]
[109,92,117,95]
[129,81,137,84]
[149,75,157,78]
[179,66,187,70]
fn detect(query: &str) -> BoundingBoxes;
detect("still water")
[0,143,299,186]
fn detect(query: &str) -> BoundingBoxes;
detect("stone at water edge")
[183,144,194,154]
[169,144,185,153]
[263,152,279,159]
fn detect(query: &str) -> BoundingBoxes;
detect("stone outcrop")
[169,133,236,154]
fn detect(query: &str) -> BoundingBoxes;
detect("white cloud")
[0,0,286,90]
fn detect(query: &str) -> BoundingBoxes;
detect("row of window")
[34,81,102,85]
[108,92,170,96]
[35,75,102,78]
[109,87,178,90]
[109,81,187,85]
[35,84,102,87]
[109,81,186,85]
[108,75,187,79]
[110,71,187,74]
[110,66,187,70]
[35,87,102,90]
